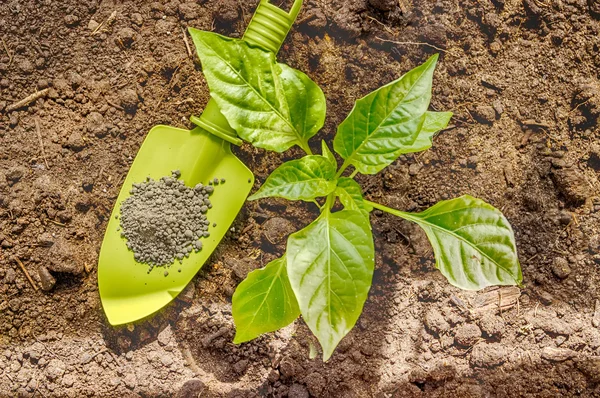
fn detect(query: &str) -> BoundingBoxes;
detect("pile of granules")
[119,170,217,269]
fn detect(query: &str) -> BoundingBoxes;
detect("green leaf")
[189,29,325,153]
[333,55,439,174]
[321,140,336,167]
[335,178,372,213]
[287,209,375,360]
[232,256,300,343]
[248,155,337,201]
[401,111,453,154]
[400,195,522,290]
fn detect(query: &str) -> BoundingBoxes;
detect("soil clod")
[37,266,56,291]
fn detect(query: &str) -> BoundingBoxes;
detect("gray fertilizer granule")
[119,170,216,269]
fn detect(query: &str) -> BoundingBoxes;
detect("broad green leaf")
[335,178,372,213]
[401,111,453,154]
[399,195,522,290]
[189,29,325,153]
[232,256,300,343]
[287,209,375,360]
[248,155,337,201]
[333,55,438,174]
[321,140,336,167]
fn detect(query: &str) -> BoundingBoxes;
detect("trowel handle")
[191,0,303,145]
[243,0,303,53]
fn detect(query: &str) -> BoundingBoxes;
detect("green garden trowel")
[98,0,303,326]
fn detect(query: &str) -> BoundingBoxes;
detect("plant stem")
[335,160,351,179]
[365,200,419,223]
[324,192,336,211]
[300,141,313,155]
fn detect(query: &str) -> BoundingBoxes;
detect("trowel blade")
[98,125,253,325]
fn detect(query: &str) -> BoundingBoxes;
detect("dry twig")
[182,27,193,58]
[366,16,394,34]
[34,118,49,169]
[91,11,117,36]
[1,38,12,66]
[6,88,49,112]
[375,36,448,53]
[48,219,66,227]
[12,256,38,292]
[104,96,124,111]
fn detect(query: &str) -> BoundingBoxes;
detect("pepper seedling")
[190,30,522,361]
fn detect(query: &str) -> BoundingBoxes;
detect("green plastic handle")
[190,0,303,144]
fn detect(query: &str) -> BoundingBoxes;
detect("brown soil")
[1,0,600,396]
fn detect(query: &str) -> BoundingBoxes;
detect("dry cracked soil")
[1,0,600,396]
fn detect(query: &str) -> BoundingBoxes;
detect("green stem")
[365,200,419,223]
[335,160,351,179]
[300,141,313,155]
[324,192,336,212]
[349,169,359,178]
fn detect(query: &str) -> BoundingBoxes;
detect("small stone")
[116,28,137,47]
[157,325,173,346]
[37,233,54,247]
[233,359,249,374]
[18,58,34,74]
[64,14,80,26]
[66,132,86,152]
[119,89,139,113]
[47,238,84,275]
[38,266,56,291]
[131,13,143,26]
[87,19,100,31]
[492,99,504,115]
[454,323,481,347]
[551,257,571,279]
[541,347,576,362]
[473,105,496,124]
